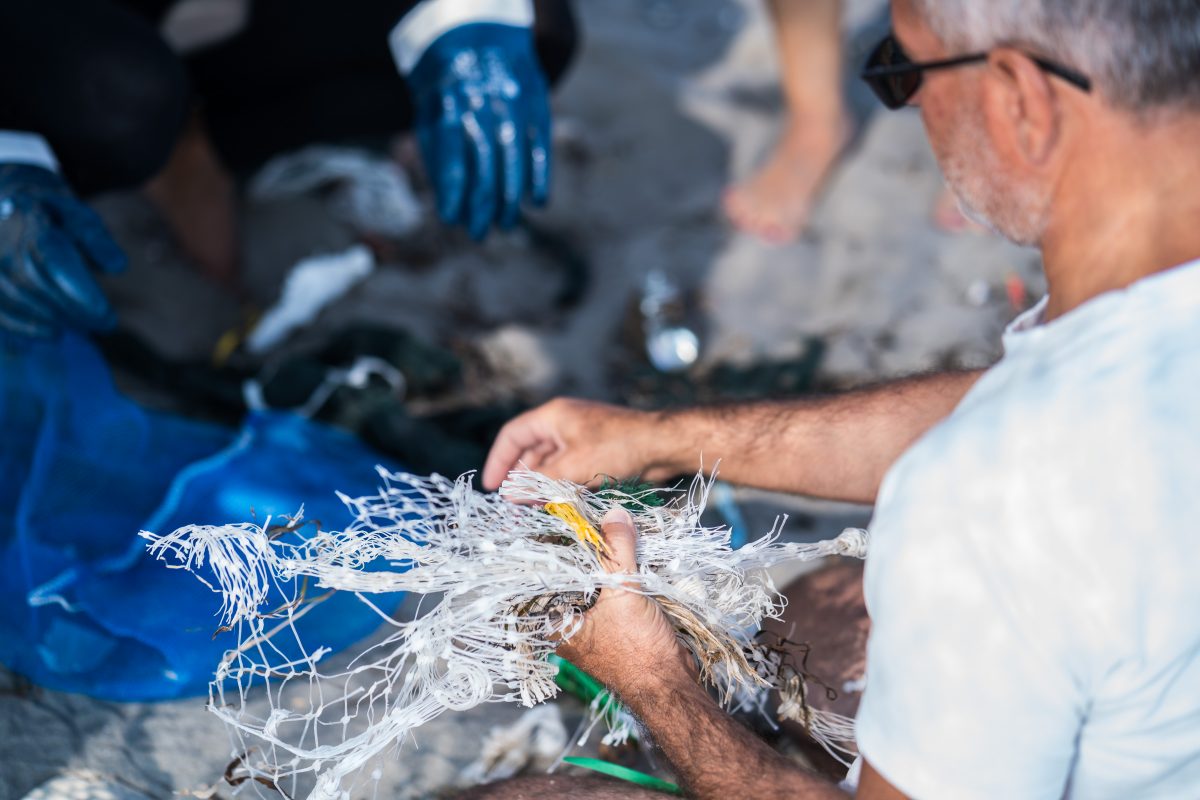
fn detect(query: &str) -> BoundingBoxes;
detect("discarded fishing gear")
[143,470,868,799]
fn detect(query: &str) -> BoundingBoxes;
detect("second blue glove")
[0,164,126,339]
[408,23,553,240]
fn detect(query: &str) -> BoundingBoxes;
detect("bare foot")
[723,116,851,243]
[932,185,989,235]
[144,114,241,293]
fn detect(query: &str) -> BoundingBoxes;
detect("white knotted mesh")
[142,469,868,799]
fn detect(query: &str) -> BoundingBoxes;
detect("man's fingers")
[520,439,559,471]
[482,414,556,490]
[599,508,638,574]
[642,465,676,484]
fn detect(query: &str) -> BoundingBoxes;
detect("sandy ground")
[2,0,1045,797]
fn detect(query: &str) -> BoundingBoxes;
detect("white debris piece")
[161,0,248,52]
[245,244,374,354]
[249,145,423,238]
[459,705,569,785]
[21,771,156,800]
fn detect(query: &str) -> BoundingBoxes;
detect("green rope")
[552,658,679,793]
[550,654,606,703]
[550,655,633,736]
[595,476,666,509]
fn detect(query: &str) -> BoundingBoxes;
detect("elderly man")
[475,0,1200,797]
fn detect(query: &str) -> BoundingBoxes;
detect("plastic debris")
[249,145,423,238]
[562,758,682,796]
[0,332,408,700]
[20,771,155,800]
[460,705,569,785]
[641,270,700,372]
[965,279,991,307]
[245,245,374,355]
[144,469,867,798]
[1006,272,1031,313]
[161,0,248,52]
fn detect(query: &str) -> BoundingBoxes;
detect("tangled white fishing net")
[142,469,868,799]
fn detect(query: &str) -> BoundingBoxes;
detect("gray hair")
[915,1,1200,112]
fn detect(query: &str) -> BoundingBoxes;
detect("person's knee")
[62,37,190,192]
[767,560,868,717]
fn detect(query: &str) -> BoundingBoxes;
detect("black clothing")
[0,0,577,193]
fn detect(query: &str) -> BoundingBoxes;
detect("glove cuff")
[0,131,58,173]
[389,0,534,74]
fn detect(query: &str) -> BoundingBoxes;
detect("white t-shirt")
[855,259,1200,799]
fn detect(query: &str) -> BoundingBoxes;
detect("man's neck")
[1040,113,1200,321]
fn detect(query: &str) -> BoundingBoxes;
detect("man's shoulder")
[873,274,1200,561]
[949,279,1200,457]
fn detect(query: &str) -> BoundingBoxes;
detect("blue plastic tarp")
[0,333,407,700]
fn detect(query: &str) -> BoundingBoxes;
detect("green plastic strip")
[550,655,638,740]
[562,757,683,795]
[550,654,606,704]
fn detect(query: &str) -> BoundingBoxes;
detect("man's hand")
[0,164,126,338]
[557,508,694,699]
[555,508,903,799]
[407,22,552,240]
[482,398,678,491]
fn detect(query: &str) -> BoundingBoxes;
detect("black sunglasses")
[860,32,1093,109]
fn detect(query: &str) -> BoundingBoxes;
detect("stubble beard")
[938,111,1051,247]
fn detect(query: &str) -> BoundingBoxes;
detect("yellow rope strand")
[544,502,612,557]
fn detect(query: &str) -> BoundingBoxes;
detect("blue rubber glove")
[408,23,552,240]
[0,164,126,338]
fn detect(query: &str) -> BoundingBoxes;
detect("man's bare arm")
[483,370,982,504]
[558,511,908,800]
[622,668,847,799]
[662,369,982,502]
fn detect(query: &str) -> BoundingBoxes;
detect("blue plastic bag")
[0,333,407,700]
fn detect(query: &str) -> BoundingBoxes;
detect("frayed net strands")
[142,469,869,800]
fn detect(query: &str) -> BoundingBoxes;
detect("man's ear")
[981,48,1060,168]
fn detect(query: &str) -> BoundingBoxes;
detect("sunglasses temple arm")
[1033,58,1093,92]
